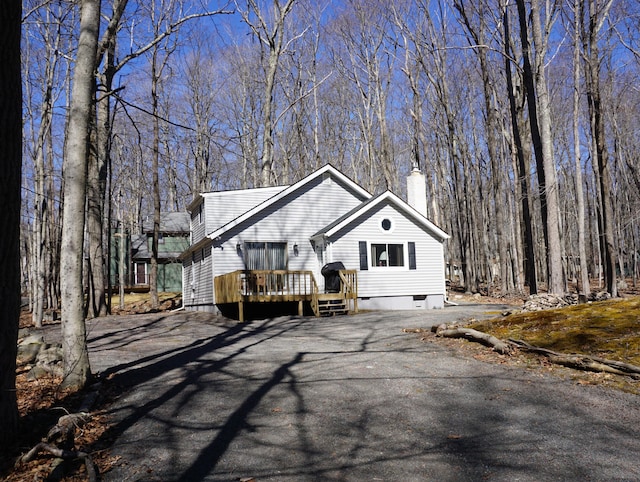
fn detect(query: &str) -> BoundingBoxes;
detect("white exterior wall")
[183,242,214,310]
[211,175,366,286]
[190,200,207,244]
[185,187,287,311]
[204,187,285,237]
[328,202,446,307]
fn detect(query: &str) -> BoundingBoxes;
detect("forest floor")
[2,288,639,481]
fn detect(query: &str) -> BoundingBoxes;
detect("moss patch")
[470,296,640,367]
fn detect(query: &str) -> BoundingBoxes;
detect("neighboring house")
[181,164,449,318]
[111,212,190,292]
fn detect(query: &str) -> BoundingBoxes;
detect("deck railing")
[338,270,358,300]
[214,269,357,320]
[214,270,318,304]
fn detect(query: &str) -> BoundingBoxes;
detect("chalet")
[180,164,449,320]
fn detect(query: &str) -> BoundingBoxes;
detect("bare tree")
[571,0,590,298]
[85,0,129,318]
[581,0,617,297]
[516,0,565,295]
[455,0,513,295]
[148,2,178,310]
[0,0,22,450]
[503,0,537,294]
[22,1,74,326]
[236,0,298,187]
[330,0,399,193]
[417,0,482,293]
[60,0,101,390]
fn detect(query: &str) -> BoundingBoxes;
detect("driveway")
[76,305,640,481]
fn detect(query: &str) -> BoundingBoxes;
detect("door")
[244,242,287,293]
[135,262,147,285]
[244,242,287,270]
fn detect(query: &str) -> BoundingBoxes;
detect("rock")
[19,334,44,346]
[17,342,43,364]
[36,344,63,365]
[590,291,611,302]
[522,291,613,312]
[522,293,573,312]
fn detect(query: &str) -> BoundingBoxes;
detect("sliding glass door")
[244,242,288,270]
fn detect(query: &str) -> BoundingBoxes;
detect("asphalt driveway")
[77,305,640,481]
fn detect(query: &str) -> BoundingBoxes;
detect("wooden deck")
[214,269,358,321]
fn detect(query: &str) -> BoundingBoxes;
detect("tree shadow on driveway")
[92,310,640,481]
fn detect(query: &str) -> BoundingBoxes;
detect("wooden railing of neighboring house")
[214,269,358,321]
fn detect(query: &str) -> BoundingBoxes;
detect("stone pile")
[522,291,611,312]
[17,334,64,379]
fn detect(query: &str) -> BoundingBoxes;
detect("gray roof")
[131,233,187,261]
[142,212,190,234]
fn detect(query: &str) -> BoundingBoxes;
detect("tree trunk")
[583,0,617,297]
[455,1,509,294]
[150,46,161,310]
[60,0,101,391]
[573,0,590,298]
[261,42,280,187]
[516,0,565,294]
[504,4,537,294]
[85,38,117,318]
[86,118,108,318]
[0,0,22,450]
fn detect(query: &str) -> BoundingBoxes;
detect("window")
[371,243,404,267]
[244,242,287,270]
[359,241,416,270]
[381,218,392,231]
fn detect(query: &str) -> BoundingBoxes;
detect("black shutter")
[408,242,416,270]
[359,241,368,270]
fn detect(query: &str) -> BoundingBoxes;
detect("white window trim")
[378,215,395,234]
[368,240,408,270]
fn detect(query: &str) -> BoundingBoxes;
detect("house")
[180,164,449,319]
[111,212,190,292]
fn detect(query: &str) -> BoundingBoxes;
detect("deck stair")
[317,294,349,316]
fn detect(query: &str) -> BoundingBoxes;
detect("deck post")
[238,300,244,322]
[298,300,303,316]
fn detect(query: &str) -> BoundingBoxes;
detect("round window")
[381,218,392,231]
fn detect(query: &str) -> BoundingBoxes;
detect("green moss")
[470,296,640,366]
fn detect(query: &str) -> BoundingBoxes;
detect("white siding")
[204,186,286,235]
[182,259,191,305]
[183,242,214,308]
[190,200,206,244]
[328,201,446,299]
[189,187,286,247]
[212,175,366,284]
